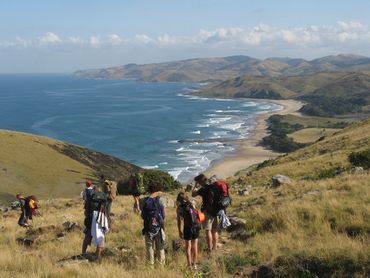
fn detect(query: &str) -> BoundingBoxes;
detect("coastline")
[204,98,304,179]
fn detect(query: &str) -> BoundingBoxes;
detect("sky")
[1,0,370,73]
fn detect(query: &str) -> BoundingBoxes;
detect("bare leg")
[96,247,104,261]
[185,240,192,267]
[191,239,198,266]
[211,230,218,250]
[205,230,212,251]
[82,234,91,254]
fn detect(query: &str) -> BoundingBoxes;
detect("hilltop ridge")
[74,54,370,82]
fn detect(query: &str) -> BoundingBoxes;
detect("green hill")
[0,129,143,203]
[199,71,370,117]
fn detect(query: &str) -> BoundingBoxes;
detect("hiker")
[192,174,223,253]
[101,174,117,219]
[82,186,109,261]
[83,180,94,215]
[128,173,145,214]
[16,193,38,227]
[140,181,166,265]
[176,192,202,269]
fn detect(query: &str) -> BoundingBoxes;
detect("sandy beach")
[204,99,304,179]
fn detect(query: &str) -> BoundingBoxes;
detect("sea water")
[0,74,281,182]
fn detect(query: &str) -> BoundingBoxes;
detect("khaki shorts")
[202,212,219,231]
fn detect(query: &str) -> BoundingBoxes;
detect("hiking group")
[17,172,231,269]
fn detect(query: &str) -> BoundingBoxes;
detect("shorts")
[202,212,219,231]
[183,226,200,241]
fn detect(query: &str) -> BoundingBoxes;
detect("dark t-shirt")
[194,185,213,214]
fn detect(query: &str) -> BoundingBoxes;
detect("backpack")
[181,202,202,232]
[105,180,117,200]
[24,195,38,216]
[90,192,107,213]
[141,196,163,237]
[135,173,145,195]
[212,180,232,210]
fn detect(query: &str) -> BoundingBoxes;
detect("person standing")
[16,193,30,227]
[140,181,166,265]
[192,174,219,253]
[101,175,117,220]
[82,186,109,261]
[176,192,200,269]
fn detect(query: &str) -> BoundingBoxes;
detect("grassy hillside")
[236,119,370,185]
[0,120,369,277]
[0,129,141,203]
[74,54,370,83]
[199,71,370,117]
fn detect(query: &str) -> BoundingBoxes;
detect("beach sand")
[204,99,304,179]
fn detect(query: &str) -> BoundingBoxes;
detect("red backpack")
[212,180,229,197]
[213,180,232,210]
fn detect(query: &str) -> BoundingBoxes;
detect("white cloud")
[157,34,178,46]
[90,35,100,47]
[135,34,152,44]
[39,32,61,44]
[1,22,370,60]
[69,36,84,44]
[107,34,122,45]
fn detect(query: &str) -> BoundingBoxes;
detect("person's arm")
[192,183,199,197]
[133,195,141,214]
[177,210,183,239]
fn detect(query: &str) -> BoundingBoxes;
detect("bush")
[349,148,370,169]
[317,167,345,179]
[118,169,181,195]
[262,115,306,152]
[141,169,181,191]
[221,251,259,274]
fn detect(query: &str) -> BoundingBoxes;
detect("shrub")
[221,251,259,274]
[349,148,370,169]
[118,169,181,195]
[317,167,345,179]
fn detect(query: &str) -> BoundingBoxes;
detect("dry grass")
[0,129,93,202]
[288,128,340,143]
[1,169,369,277]
[0,193,239,278]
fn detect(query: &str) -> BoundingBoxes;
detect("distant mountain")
[74,54,370,82]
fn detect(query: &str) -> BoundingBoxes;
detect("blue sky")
[1,0,370,72]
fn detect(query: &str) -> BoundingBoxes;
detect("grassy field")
[0,130,140,204]
[288,128,340,143]
[1,174,368,277]
[1,119,369,277]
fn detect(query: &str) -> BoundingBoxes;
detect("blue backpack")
[141,197,164,237]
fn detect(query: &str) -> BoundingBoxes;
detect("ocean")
[0,74,281,182]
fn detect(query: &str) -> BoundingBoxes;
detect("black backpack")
[141,197,164,236]
[181,202,201,232]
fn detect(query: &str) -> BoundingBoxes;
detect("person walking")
[140,181,166,265]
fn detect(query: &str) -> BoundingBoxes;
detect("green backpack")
[90,192,107,212]
[135,173,145,195]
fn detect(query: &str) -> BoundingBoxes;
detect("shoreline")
[203,98,304,179]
